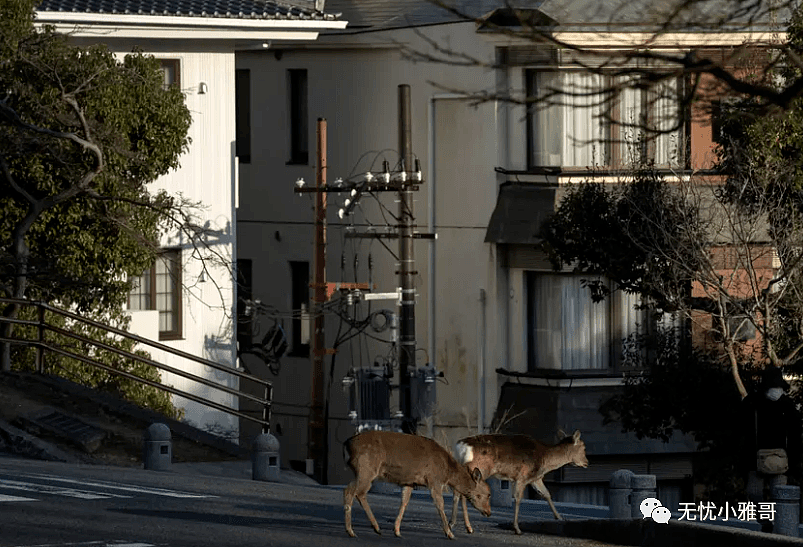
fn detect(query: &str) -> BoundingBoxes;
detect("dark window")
[288,69,308,165]
[128,249,182,340]
[159,59,180,89]
[236,258,253,349]
[235,69,251,164]
[710,99,741,145]
[290,261,310,355]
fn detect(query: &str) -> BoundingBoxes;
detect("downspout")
[478,288,486,433]
[428,97,436,374]
[232,151,240,374]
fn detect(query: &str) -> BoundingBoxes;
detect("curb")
[524,518,803,547]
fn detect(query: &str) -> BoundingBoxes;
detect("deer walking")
[343,430,492,539]
[450,430,588,535]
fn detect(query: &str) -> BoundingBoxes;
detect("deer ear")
[557,429,567,439]
[472,467,483,482]
[572,430,581,443]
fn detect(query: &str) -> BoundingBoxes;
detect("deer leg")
[512,480,527,535]
[533,478,562,520]
[449,491,459,528]
[352,477,382,535]
[430,486,455,539]
[344,481,358,537]
[461,492,473,533]
[393,486,413,537]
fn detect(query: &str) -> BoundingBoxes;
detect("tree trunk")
[726,343,748,398]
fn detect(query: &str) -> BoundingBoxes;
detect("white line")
[18,473,216,499]
[10,542,158,547]
[0,493,38,502]
[0,478,129,500]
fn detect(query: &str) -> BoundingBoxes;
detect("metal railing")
[0,297,272,432]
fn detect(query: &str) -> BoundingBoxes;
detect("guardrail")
[0,297,272,432]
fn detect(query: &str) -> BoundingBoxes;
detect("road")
[0,455,619,547]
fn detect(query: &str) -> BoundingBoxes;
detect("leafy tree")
[600,326,751,502]
[0,0,192,414]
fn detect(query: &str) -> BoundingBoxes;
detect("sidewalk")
[171,459,320,486]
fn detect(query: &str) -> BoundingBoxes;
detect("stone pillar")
[771,484,800,538]
[143,423,171,471]
[609,469,635,519]
[489,477,513,508]
[630,474,657,519]
[252,433,281,482]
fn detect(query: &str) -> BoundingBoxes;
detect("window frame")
[526,272,651,375]
[525,68,687,170]
[287,68,309,165]
[128,249,183,341]
[159,59,181,90]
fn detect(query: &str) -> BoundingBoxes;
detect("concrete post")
[489,477,513,507]
[771,484,800,538]
[609,469,635,519]
[143,423,171,471]
[630,474,657,518]
[252,433,281,482]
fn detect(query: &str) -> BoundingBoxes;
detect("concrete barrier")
[143,423,171,471]
[609,469,635,519]
[252,432,280,482]
[772,484,800,538]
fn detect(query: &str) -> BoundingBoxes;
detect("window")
[128,249,182,340]
[159,59,180,89]
[287,69,308,165]
[235,69,251,163]
[526,70,683,169]
[236,258,253,350]
[527,273,644,372]
[290,261,310,355]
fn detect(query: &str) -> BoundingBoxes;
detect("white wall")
[85,40,241,438]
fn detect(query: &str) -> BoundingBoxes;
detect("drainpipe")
[478,288,486,433]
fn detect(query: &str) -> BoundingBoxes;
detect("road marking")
[11,542,159,547]
[0,478,129,500]
[0,493,38,502]
[17,473,216,499]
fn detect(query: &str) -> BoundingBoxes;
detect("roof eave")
[478,28,787,48]
[35,11,348,39]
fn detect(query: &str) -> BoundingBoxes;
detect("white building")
[35,0,346,437]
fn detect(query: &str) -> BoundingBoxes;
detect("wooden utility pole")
[397,85,416,431]
[309,117,327,482]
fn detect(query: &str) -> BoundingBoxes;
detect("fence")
[0,297,271,432]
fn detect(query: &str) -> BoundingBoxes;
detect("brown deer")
[343,430,492,539]
[450,430,588,535]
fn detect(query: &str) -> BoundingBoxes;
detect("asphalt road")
[0,455,619,547]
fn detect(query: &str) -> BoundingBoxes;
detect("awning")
[484,183,559,245]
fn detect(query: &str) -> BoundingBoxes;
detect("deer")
[450,430,589,535]
[343,430,492,539]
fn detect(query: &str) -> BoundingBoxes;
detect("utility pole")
[397,85,416,432]
[294,89,434,464]
[309,117,327,483]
